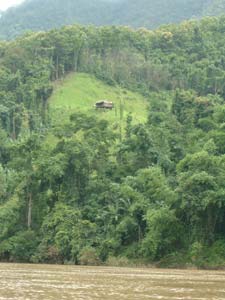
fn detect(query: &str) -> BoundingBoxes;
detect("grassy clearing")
[49,73,148,126]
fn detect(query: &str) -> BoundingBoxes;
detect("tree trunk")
[12,112,16,140]
[27,192,32,229]
[56,55,59,80]
[74,49,77,72]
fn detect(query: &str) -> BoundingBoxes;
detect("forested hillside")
[204,0,225,15]
[0,0,225,39]
[1,17,225,267]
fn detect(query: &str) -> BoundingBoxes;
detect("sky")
[0,0,24,11]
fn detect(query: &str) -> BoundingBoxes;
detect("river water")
[0,263,225,299]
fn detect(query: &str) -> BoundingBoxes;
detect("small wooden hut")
[95,100,114,110]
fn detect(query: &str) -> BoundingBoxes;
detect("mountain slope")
[0,0,112,39]
[203,0,225,15]
[109,0,208,28]
[0,0,224,39]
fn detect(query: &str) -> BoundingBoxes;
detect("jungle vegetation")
[1,16,225,267]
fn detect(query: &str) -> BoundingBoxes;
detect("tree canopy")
[1,16,225,267]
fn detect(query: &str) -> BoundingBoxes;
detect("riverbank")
[2,240,225,271]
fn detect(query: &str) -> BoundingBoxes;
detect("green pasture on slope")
[49,73,148,126]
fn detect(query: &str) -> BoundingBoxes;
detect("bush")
[0,230,38,262]
[78,247,101,266]
[157,251,188,268]
[105,256,130,267]
[31,244,63,264]
[187,240,225,269]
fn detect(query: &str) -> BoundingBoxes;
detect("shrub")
[0,230,38,262]
[105,256,130,267]
[78,247,101,266]
[31,243,63,264]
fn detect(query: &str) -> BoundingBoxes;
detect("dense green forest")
[1,0,225,39]
[1,16,225,267]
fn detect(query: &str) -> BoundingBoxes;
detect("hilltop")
[0,0,225,39]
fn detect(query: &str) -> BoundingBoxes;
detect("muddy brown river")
[0,263,225,300]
